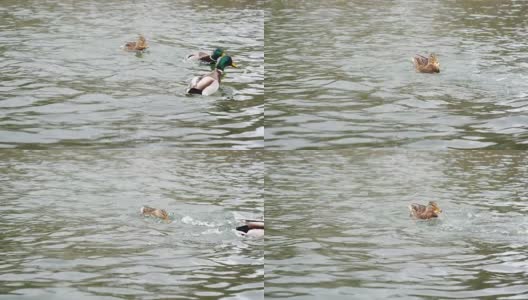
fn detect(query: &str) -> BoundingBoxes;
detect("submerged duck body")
[124,35,148,51]
[186,55,237,96]
[187,48,225,64]
[412,54,440,73]
[141,206,170,222]
[409,201,442,219]
[236,220,264,238]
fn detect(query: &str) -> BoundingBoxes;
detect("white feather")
[186,76,202,93]
[190,76,200,87]
[245,229,264,238]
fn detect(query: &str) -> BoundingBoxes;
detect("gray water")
[265,150,528,299]
[265,0,528,149]
[0,150,264,299]
[0,0,264,149]
[3,0,528,299]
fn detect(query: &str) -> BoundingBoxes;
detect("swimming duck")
[141,206,170,222]
[236,219,264,238]
[412,54,440,73]
[408,201,442,219]
[187,48,225,64]
[124,35,148,51]
[186,55,238,96]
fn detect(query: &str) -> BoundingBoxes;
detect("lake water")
[265,0,528,149]
[0,0,264,149]
[2,0,527,299]
[265,150,528,299]
[0,150,264,299]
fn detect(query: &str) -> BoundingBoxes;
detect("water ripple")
[266,150,528,299]
[0,0,263,149]
[0,150,264,299]
[266,0,528,149]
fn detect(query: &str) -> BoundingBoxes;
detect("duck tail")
[408,205,415,216]
[236,225,250,234]
[140,206,151,214]
[412,56,420,67]
[186,88,202,95]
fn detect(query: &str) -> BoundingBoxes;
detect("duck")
[412,54,440,73]
[187,48,225,64]
[141,206,170,222]
[124,35,148,51]
[408,201,442,219]
[186,55,238,96]
[236,219,264,238]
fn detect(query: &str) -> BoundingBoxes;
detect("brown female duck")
[124,35,148,51]
[412,54,440,73]
[141,206,170,222]
[409,201,442,219]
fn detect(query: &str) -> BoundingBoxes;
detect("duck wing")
[123,41,138,51]
[186,75,219,96]
[200,77,220,96]
[187,51,209,60]
[413,54,429,66]
[244,220,264,229]
[195,75,216,90]
[409,203,427,214]
[413,55,428,65]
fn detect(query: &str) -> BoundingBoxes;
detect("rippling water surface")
[266,151,528,299]
[266,0,528,149]
[0,0,263,149]
[0,150,263,299]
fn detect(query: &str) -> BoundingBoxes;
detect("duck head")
[136,35,148,50]
[211,48,225,61]
[429,54,440,73]
[427,201,442,215]
[216,55,238,71]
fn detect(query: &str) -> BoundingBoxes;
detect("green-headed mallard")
[141,206,170,222]
[186,55,238,96]
[187,48,225,64]
[236,219,264,238]
[124,35,148,51]
[412,54,440,73]
[408,201,442,219]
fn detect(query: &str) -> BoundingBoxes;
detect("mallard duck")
[124,35,148,51]
[187,48,225,64]
[141,206,170,222]
[236,219,264,238]
[412,54,440,73]
[186,55,238,96]
[409,201,442,219]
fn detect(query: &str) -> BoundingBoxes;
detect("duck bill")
[231,63,238,68]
